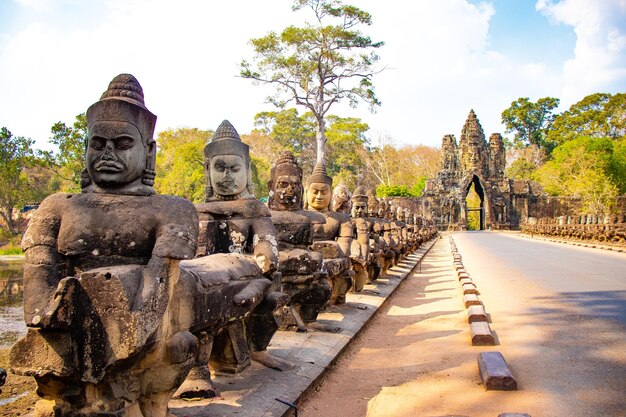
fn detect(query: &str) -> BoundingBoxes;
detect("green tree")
[155,128,211,202]
[254,108,317,173]
[241,0,383,163]
[533,136,621,215]
[325,115,369,187]
[253,108,370,185]
[0,127,36,234]
[547,92,626,146]
[501,97,560,150]
[41,113,88,192]
[505,145,547,181]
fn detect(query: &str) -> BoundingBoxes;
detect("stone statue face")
[87,121,148,188]
[352,201,367,218]
[307,182,331,211]
[210,155,247,197]
[273,174,302,210]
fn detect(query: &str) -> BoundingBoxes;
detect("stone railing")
[521,215,626,247]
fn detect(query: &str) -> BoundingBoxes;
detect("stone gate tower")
[420,110,539,230]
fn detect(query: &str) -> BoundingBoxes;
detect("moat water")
[0,258,26,348]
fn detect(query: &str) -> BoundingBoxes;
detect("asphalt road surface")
[300,232,626,417]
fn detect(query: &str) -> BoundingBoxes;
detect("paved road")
[452,231,626,416]
[452,231,626,325]
[300,233,626,417]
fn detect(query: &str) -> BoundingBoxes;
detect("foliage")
[252,108,370,188]
[465,184,481,230]
[533,136,622,215]
[240,0,383,162]
[0,127,37,234]
[365,136,440,192]
[546,93,626,146]
[253,109,317,173]
[376,185,412,197]
[0,234,23,255]
[250,155,271,198]
[501,97,560,150]
[505,145,547,181]
[154,128,211,203]
[41,113,88,192]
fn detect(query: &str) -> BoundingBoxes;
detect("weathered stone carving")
[331,182,352,214]
[177,121,290,398]
[305,162,355,305]
[418,110,543,230]
[10,74,200,416]
[268,151,331,329]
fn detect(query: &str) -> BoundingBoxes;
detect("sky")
[0,0,625,152]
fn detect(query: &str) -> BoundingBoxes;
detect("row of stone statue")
[522,215,626,245]
[9,74,437,417]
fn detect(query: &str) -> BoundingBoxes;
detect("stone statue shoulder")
[196,198,271,220]
[23,192,198,261]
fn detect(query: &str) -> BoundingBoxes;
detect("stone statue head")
[351,186,368,218]
[405,209,413,225]
[331,182,352,214]
[305,161,333,211]
[366,188,378,217]
[268,151,303,211]
[83,74,157,195]
[397,206,405,222]
[377,198,387,218]
[204,120,255,201]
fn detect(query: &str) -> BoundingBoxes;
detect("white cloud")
[537,0,626,105]
[0,0,623,153]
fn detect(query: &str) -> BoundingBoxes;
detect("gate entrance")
[465,175,485,230]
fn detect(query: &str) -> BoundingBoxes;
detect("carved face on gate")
[87,121,152,188]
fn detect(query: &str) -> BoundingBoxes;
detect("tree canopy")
[0,127,37,234]
[547,93,626,146]
[501,97,560,150]
[154,127,211,203]
[240,0,383,163]
[41,113,88,192]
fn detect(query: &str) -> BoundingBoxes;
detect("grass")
[0,235,23,256]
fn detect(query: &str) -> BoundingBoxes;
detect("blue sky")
[0,0,624,152]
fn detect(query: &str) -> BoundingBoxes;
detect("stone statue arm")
[21,195,68,328]
[251,217,279,276]
[351,218,369,264]
[338,217,354,258]
[135,197,199,310]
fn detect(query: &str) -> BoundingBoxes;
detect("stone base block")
[458,272,470,280]
[462,283,479,295]
[477,352,517,390]
[467,305,488,323]
[459,278,473,286]
[471,322,494,345]
[463,294,481,308]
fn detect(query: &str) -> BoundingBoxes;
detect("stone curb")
[477,352,517,391]
[517,232,625,253]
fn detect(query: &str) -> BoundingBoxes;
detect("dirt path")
[298,237,548,416]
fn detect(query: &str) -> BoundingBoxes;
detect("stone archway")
[463,174,486,230]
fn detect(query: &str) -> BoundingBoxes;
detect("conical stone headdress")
[204,120,250,164]
[84,74,157,192]
[352,186,368,204]
[86,74,157,144]
[307,161,332,187]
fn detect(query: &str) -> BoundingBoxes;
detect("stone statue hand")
[253,240,278,275]
[233,278,272,305]
[31,276,77,329]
